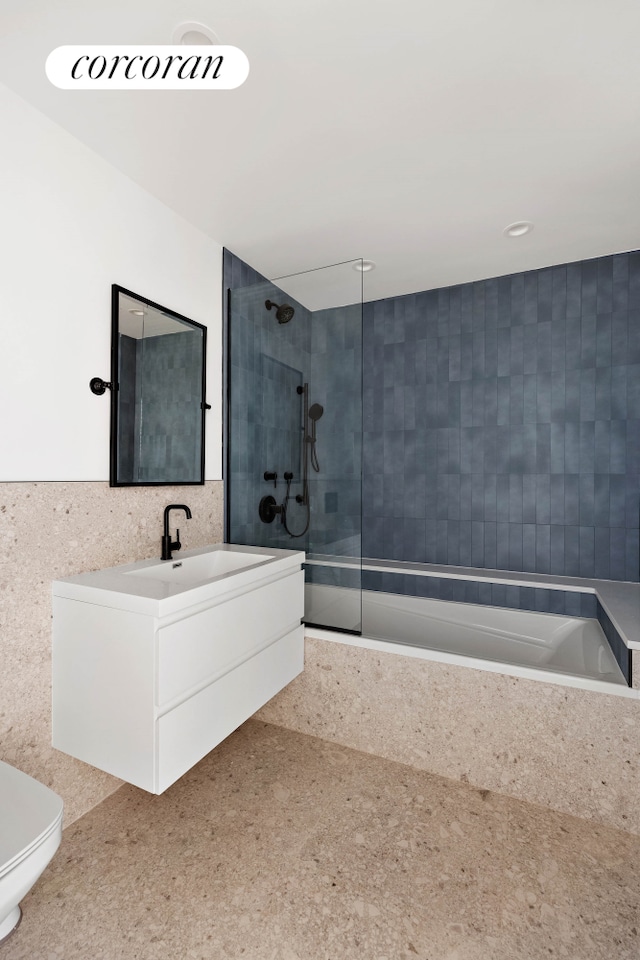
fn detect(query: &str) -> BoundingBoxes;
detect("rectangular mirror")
[110,285,207,486]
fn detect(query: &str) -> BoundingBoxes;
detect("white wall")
[0,82,223,481]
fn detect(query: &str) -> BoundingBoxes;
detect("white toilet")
[0,761,63,943]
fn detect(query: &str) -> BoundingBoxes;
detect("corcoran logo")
[46,45,249,90]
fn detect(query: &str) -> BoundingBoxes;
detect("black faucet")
[161,504,192,560]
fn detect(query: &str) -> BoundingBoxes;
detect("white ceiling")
[118,292,197,338]
[2,0,640,303]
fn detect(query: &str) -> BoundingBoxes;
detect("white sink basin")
[125,550,273,586]
[52,544,304,617]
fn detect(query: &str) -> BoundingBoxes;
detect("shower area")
[224,252,363,633]
[224,248,633,688]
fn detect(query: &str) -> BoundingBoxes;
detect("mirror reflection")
[111,285,207,486]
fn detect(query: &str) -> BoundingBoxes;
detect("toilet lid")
[0,761,64,875]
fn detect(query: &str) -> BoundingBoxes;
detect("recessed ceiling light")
[353,260,376,272]
[504,221,534,238]
[129,309,144,316]
[172,21,220,45]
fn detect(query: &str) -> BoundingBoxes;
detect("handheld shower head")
[307,402,323,473]
[265,299,295,324]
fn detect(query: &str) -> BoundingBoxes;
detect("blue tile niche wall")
[224,248,363,567]
[362,252,640,581]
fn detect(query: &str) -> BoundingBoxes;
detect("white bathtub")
[304,583,627,689]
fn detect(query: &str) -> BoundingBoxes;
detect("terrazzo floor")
[4,720,639,960]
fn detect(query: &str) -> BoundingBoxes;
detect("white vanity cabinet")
[52,545,304,794]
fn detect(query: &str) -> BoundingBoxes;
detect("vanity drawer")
[156,570,304,705]
[156,625,304,793]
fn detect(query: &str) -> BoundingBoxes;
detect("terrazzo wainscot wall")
[0,481,223,826]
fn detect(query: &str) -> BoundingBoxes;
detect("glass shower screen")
[226,258,363,634]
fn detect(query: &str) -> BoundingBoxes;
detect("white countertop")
[53,544,305,618]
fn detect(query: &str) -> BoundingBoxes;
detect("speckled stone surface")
[257,636,640,836]
[0,480,223,826]
[4,720,639,960]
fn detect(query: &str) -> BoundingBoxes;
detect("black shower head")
[265,299,295,324]
[309,403,324,422]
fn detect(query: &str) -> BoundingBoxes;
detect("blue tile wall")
[135,330,203,483]
[597,601,632,684]
[117,330,203,483]
[309,303,362,555]
[224,249,363,565]
[117,334,137,481]
[363,252,640,581]
[305,562,363,591]
[225,263,313,552]
[362,569,598,618]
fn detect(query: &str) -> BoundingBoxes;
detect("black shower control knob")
[264,471,277,487]
[259,495,281,523]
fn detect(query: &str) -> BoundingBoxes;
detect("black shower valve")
[259,495,283,524]
[284,471,294,481]
[264,471,277,487]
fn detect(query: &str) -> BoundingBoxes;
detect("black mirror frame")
[109,284,207,487]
